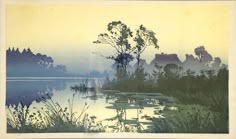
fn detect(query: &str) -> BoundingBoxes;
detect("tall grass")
[6,93,105,133]
[144,104,228,133]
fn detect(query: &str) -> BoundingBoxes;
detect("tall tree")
[93,21,134,71]
[93,21,159,72]
[194,46,213,64]
[133,25,159,68]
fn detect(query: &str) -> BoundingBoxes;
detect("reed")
[6,93,106,133]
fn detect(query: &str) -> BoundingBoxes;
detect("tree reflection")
[6,80,66,107]
[103,92,174,132]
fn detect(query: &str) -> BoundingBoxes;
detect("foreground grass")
[143,104,228,133]
[6,91,228,133]
[6,94,105,133]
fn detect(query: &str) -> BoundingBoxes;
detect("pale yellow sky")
[6,3,230,73]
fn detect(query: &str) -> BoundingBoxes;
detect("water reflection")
[6,78,103,107]
[6,80,66,107]
[6,78,175,132]
[103,92,175,132]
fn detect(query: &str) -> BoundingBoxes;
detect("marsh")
[6,77,178,133]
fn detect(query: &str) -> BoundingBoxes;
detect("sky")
[6,2,231,74]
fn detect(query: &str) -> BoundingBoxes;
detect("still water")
[6,77,176,132]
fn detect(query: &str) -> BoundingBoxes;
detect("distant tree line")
[93,21,227,80]
[7,47,67,76]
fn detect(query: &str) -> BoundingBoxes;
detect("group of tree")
[93,21,159,81]
[118,45,226,75]
[7,47,67,76]
[94,21,228,86]
[182,46,227,72]
[96,21,228,116]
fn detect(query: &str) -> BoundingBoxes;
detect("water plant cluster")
[6,93,105,133]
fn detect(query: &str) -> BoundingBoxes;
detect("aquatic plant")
[6,94,106,133]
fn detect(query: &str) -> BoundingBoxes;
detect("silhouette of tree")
[194,46,213,64]
[7,47,67,76]
[94,21,159,72]
[134,25,159,68]
[152,64,165,84]
[212,57,222,70]
[163,64,183,79]
[93,21,134,71]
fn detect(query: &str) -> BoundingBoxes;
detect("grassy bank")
[102,67,229,133]
[144,104,228,133]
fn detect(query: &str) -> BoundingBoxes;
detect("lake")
[6,77,176,132]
